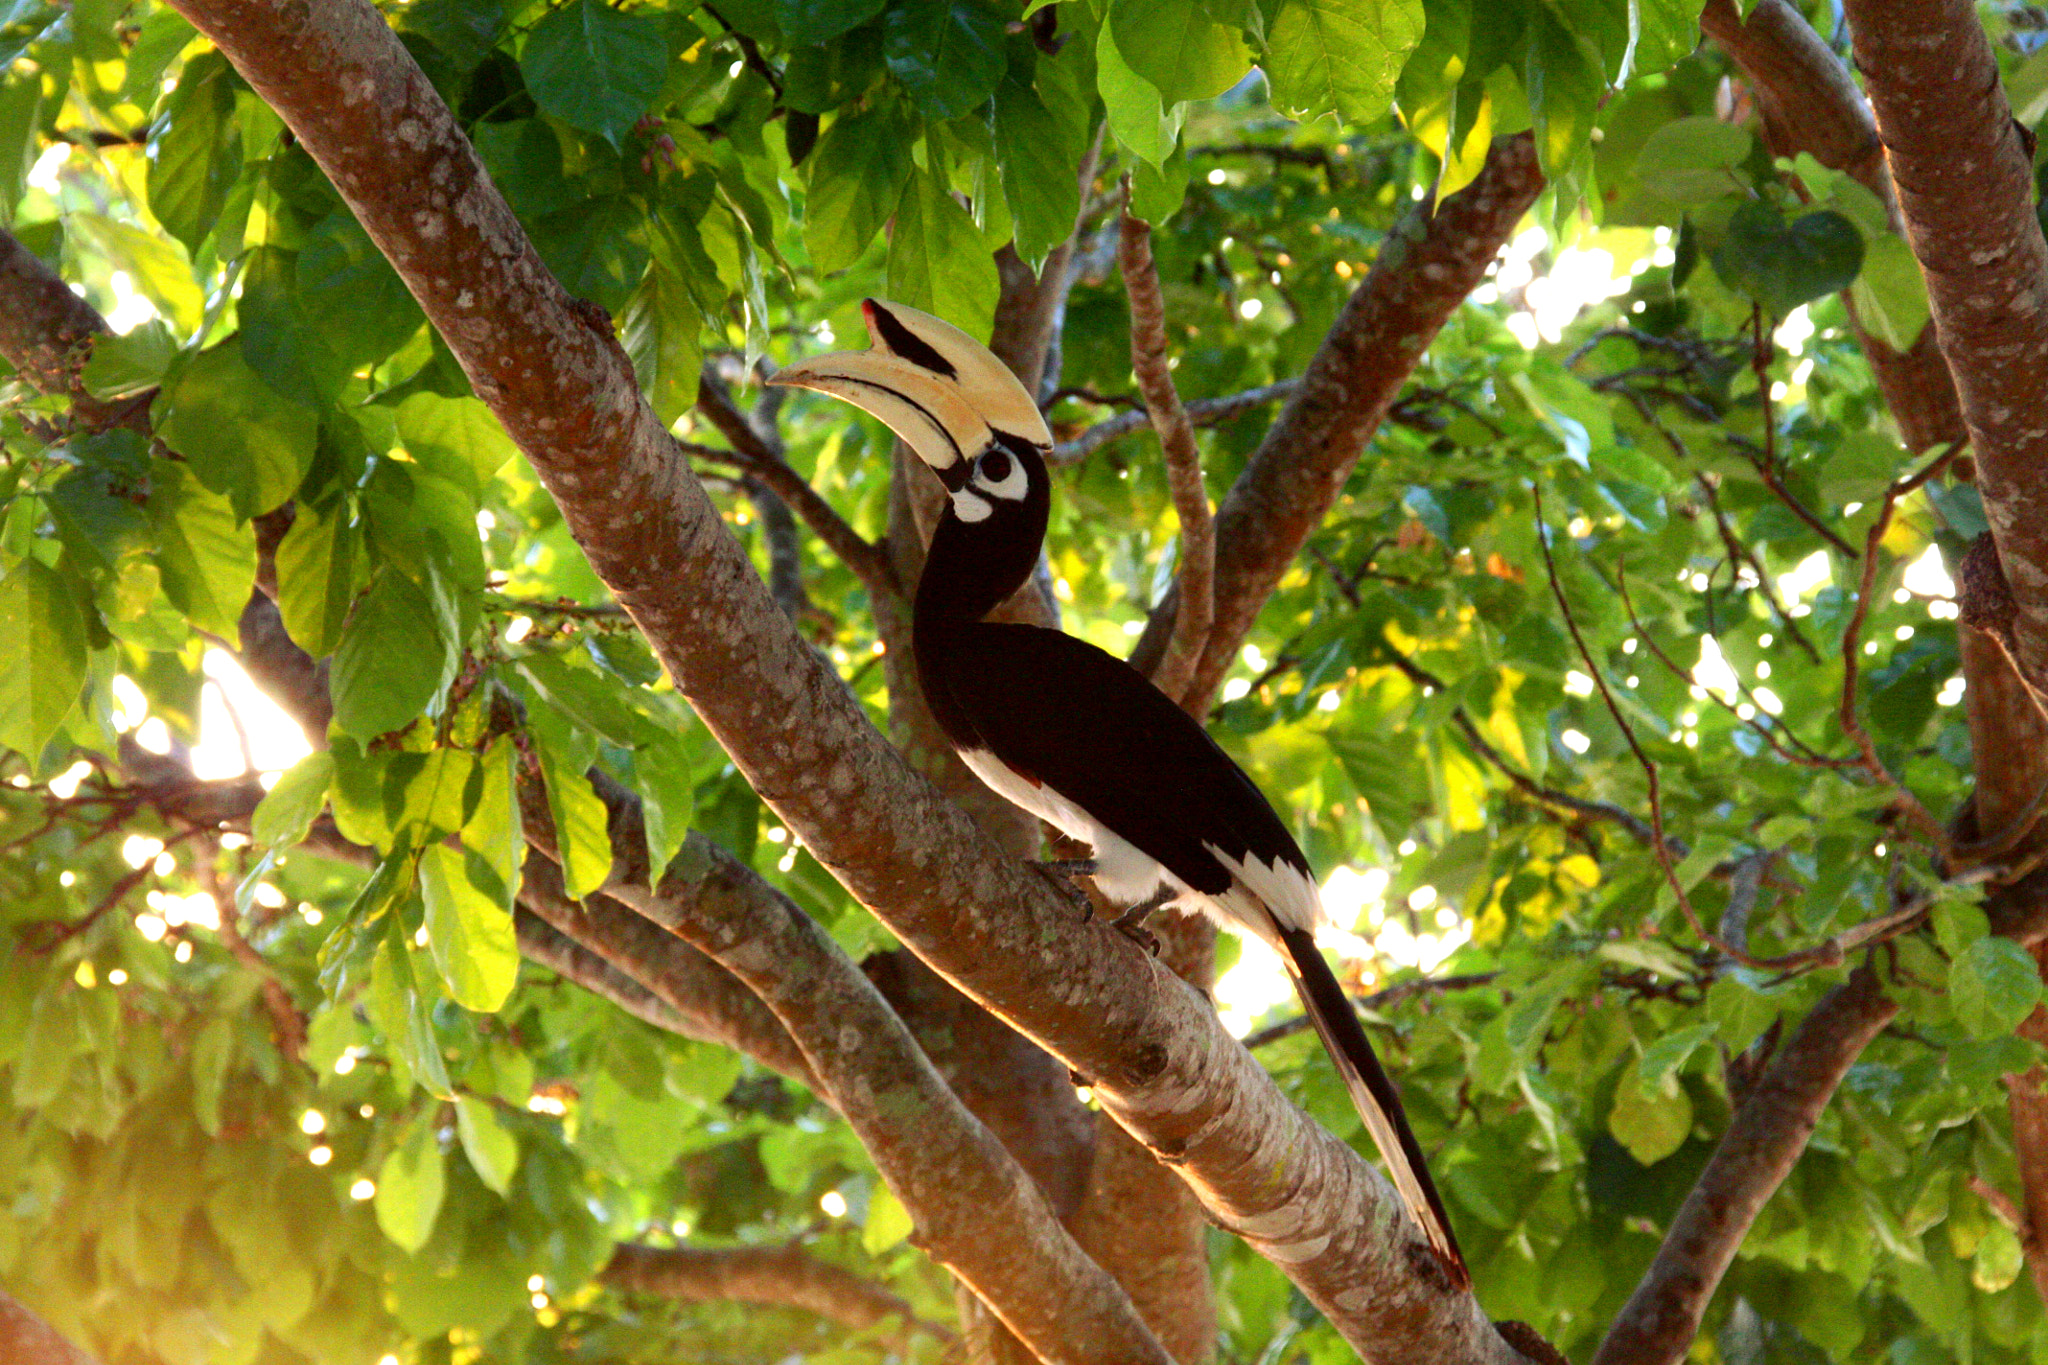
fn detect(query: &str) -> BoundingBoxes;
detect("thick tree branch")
[1591,967,1898,1365]
[1131,135,1547,710]
[0,230,135,430]
[1118,202,1212,707]
[592,825,1173,1364]
[516,851,821,1092]
[0,1293,101,1365]
[165,2,1524,1353]
[514,909,705,1037]
[1843,0,2048,680]
[600,1241,947,1348]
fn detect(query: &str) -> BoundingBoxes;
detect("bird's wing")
[932,623,1303,899]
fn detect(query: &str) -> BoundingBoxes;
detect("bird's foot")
[1111,901,1162,956]
[1032,858,1099,922]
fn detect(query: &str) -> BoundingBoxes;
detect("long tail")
[1274,919,1468,1286]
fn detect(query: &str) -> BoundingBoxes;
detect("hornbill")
[772,300,1467,1283]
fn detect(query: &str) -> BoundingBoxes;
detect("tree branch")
[1591,967,1898,1365]
[1118,199,1212,708]
[516,851,821,1092]
[0,1292,102,1365]
[1842,0,2048,681]
[1698,0,1965,454]
[1131,134,1547,711]
[1052,381,1300,465]
[695,370,901,608]
[600,1241,949,1349]
[0,229,136,430]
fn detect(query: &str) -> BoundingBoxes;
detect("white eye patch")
[951,489,994,522]
[971,448,1030,502]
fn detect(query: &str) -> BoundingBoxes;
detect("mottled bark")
[0,1293,100,1365]
[1698,0,1965,453]
[0,230,133,430]
[1844,0,2048,679]
[1591,968,1899,1365]
[1131,135,1547,710]
[517,853,820,1091]
[600,1241,945,1348]
[1119,206,1213,708]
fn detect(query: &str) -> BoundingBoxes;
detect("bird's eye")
[978,449,1013,483]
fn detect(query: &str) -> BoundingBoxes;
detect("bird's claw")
[1111,903,1161,956]
[1032,857,1098,922]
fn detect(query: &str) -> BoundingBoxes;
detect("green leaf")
[995,72,1085,264]
[253,751,335,850]
[145,51,240,254]
[64,213,205,336]
[463,738,524,911]
[1850,232,1932,351]
[1096,12,1182,164]
[515,655,659,747]
[1609,1073,1691,1164]
[147,459,257,644]
[1525,13,1602,176]
[531,706,614,899]
[189,1016,233,1137]
[274,499,359,658]
[1710,201,1864,318]
[629,736,694,883]
[619,263,705,427]
[1629,116,1751,203]
[1637,1021,1718,1089]
[454,1095,520,1195]
[887,171,999,346]
[520,0,668,147]
[803,106,914,275]
[80,320,177,401]
[370,926,454,1097]
[375,1117,447,1253]
[882,0,1007,122]
[0,557,86,758]
[776,0,885,46]
[1111,0,1251,105]
[1263,0,1419,123]
[154,344,319,518]
[329,565,458,741]
[119,8,196,104]
[296,210,427,369]
[1949,937,2043,1041]
[394,392,520,497]
[862,1185,915,1254]
[418,843,519,1012]
[1128,144,1189,223]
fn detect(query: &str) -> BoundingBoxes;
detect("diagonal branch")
[1591,967,1898,1365]
[1118,197,1212,708]
[1130,134,1547,712]
[696,370,901,608]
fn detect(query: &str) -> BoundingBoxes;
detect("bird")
[771,299,1467,1285]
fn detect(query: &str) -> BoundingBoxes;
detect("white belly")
[956,746,1318,945]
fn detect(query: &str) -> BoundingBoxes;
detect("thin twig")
[1614,562,1853,770]
[1694,474,1821,662]
[1049,381,1300,465]
[1838,444,1962,853]
[1119,188,1212,709]
[1242,972,1501,1049]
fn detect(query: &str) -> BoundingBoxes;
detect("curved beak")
[770,300,1052,488]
